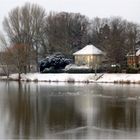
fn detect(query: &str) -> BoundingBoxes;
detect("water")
[0,81,140,139]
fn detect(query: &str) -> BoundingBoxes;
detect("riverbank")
[7,73,99,83]
[97,73,140,84]
[1,73,140,84]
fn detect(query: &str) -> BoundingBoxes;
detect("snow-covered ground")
[97,74,140,83]
[1,73,140,84]
[8,73,99,83]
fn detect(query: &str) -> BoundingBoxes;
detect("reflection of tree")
[75,84,138,137]
[47,97,84,132]
[4,82,44,138]
[95,97,137,131]
[5,82,32,138]
[3,83,139,139]
[4,83,84,139]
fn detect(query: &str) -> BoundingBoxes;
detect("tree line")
[0,2,140,77]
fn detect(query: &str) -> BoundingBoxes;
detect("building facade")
[127,49,140,67]
[73,45,104,69]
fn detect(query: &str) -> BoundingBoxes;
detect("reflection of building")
[73,45,104,69]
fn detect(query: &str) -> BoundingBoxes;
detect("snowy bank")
[8,73,100,83]
[1,73,140,84]
[97,74,140,84]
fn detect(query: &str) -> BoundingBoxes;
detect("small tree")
[3,43,32,80]
[0,32,11,77]
[17,44,31,78]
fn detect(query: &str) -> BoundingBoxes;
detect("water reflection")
[0,82,140,139]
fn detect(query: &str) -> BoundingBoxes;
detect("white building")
[73,45,104,68]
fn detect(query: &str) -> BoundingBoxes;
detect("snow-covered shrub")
[65,64,89,70]
[65,64,104,73]
[39,53,72,73]
[64,64,93,73]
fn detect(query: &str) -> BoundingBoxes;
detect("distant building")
[73,45,105,69]
[127,48,140,67]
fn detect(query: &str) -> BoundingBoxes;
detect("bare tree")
[0,32,11,77]
[88,17,109,47]
[45,12,89,57]
[0,31,33,79]
[88,17,140,67]
[126,22,140,67]
[4,43,32,80]
[3,3,46,71]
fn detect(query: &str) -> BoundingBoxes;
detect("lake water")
[0,81,140,139]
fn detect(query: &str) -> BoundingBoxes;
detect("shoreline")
[1,73,140,84]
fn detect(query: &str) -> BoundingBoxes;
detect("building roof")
[136,49,140,56]
[73,45,104,55]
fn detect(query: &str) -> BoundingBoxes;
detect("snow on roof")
[136,49,140,56]
[73,45,104,55]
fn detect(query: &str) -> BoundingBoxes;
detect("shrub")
[107,66,121,73]
[39,53,72,73]
[64,64,103,73]
[126,67,139,73]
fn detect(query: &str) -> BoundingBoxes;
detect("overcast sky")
[0,0,140,30]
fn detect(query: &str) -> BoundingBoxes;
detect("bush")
[105,65,121,73]
[39,53,72,73]
[43,67,65,73]
[64,64,104,73]
[66,68,92,73]
[126,67,139,73]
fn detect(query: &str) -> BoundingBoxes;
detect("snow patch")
[65,64,90,70]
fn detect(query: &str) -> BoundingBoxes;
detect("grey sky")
[0,0,140,30]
